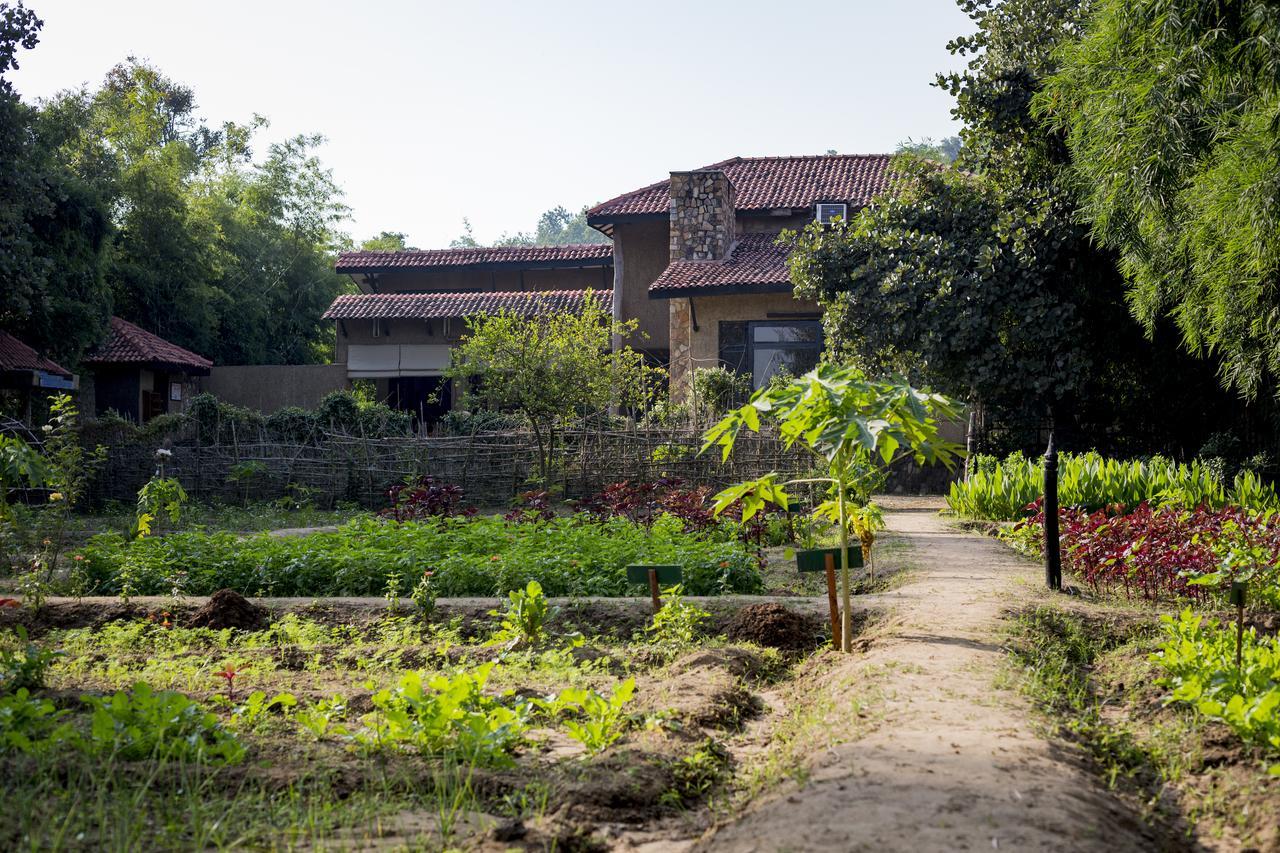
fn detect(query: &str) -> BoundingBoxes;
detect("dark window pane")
[752,322,822,344]
[752,346,821,388]
[718,321,750,373]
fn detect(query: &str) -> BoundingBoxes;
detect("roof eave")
[647,282,795,299]
[334,256,614,275]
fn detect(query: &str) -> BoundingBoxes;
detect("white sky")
[9,0,973,249]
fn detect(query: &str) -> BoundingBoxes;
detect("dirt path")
[696,501,1164,853]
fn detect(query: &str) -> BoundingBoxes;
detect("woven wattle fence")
[88,424,956,509]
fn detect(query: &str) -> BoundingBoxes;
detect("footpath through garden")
[698,498,1163,853]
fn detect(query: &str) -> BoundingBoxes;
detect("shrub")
[381,476,474,521]
[265,407,318,443]
[437,409,529,436]
[1028,503,1280,604]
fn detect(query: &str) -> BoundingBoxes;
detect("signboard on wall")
[36,371,77,390]
[170,383,183,402]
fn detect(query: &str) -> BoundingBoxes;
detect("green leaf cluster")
[1040,0,1280,399]
[354,664,529,766]
[1154,609,1280,767]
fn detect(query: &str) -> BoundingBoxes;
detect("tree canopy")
[449,205,609,248]
[446,293,661,485]
[0,14,351,367]
[1039,0,1280,399]
[785,0,1243,456]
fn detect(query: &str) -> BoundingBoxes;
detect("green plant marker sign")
[627,564,682,613]
[796,547,863,573]
[625,565,682,585]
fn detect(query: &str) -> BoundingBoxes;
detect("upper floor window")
[816,203,848,224]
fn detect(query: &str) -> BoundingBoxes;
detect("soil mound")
[187,589,267,631]
[724,603,821,651]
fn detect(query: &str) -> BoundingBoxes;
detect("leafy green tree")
[36,59,349,365]
[0,3,112,364]
[1039,0,1280,399]
[360,231,414,251]
[446,292,662,487]
[788,0,1243,457]
[894,135,962,163]
[533,206,609,245]
[705,365,962,651]
[449,206,609,249]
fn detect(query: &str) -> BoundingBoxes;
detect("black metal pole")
[1043,431,1061,591]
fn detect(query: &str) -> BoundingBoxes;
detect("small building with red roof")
[0,331,77,422]
[83,317,213,423]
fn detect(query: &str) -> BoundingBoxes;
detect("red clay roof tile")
[336,243,613,274]
[649,234,792,297]
[587,154,895,220]
[323,289,611,321]
[0,332,72,377]
[84,317,213,373]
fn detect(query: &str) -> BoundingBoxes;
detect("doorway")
[388,376,452,428]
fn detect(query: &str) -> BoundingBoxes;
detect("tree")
[446,292,662,487]
[894,135,962,163]
[34,59,350,365]
[1039,0,1280,400]
[0,3,112,364]
[360,231,413,251]
[705,365,962,651]
[786,0,1244,458]
[448,205,609,249]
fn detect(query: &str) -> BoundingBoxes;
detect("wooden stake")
[648,568,662,613]
[824,552,842,651]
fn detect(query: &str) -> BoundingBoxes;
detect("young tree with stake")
[703,364,963,652]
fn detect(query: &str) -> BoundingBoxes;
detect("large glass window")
[748,321,823,388]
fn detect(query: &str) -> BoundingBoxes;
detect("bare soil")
[695,498,1165,853]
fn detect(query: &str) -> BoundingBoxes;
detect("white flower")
[155,448,173,459]
[41,425,53,433]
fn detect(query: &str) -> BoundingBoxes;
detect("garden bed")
[0,593,869,850]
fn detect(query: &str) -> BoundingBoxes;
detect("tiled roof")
[0,332,72,377]
[587,154,895,220]
[336,243,613,274]
[84,317,213,373]
[649,233,792,297]
[323,289,612,321]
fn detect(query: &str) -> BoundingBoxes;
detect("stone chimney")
[669,170,737,262]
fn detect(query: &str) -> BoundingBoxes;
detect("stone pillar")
[669,170,736,262]
[669,298,693,404]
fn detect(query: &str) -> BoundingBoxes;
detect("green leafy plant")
[0,434,48,522]
[135,474,188,537]
[557,678,636,755]
[411,570,437,620]
[353,664,529,766]
[1153,609,1280,769]
[491,581,556,650]
[82,681,245,763]
[229,690,297,731]
[0,688,76,755]
[226,460,269,506]
[0,627,62,693]
[706,364,962,651]
[76,513,765,599]
[646,586,710,647]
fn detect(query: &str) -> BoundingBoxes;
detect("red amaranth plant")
[1021,502,1280,602]
[381,477,476,521]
